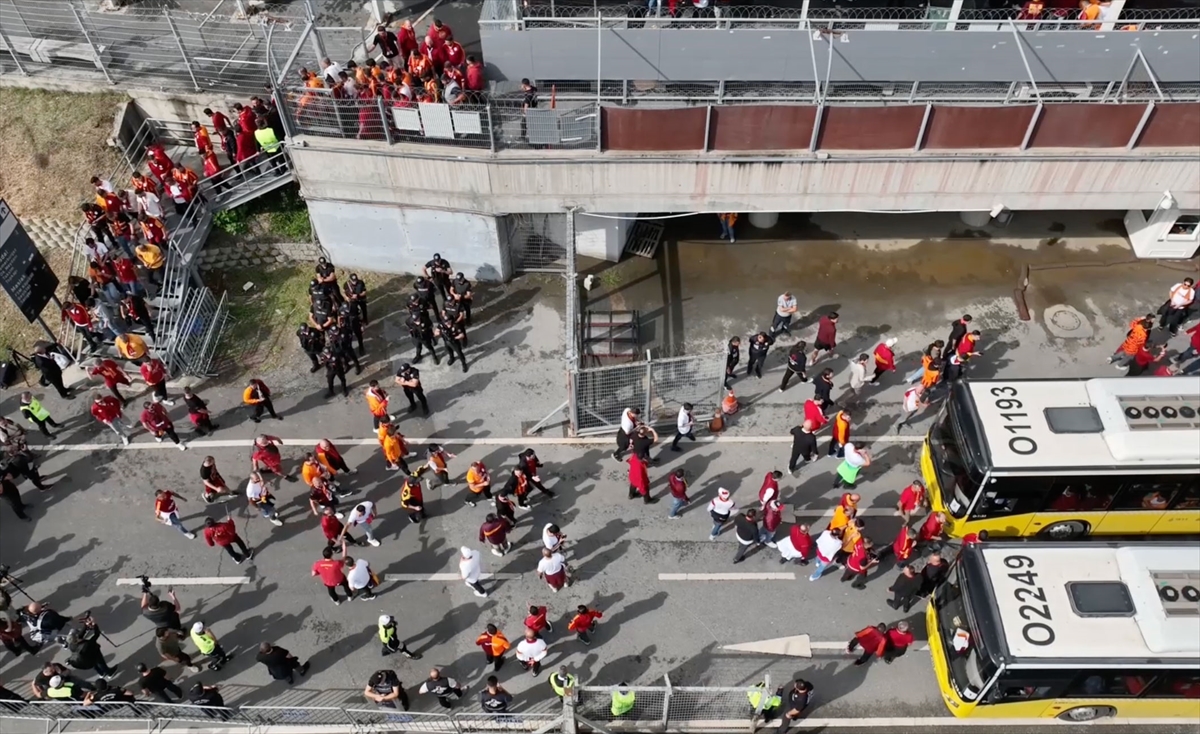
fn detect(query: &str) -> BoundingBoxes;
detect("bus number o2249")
[990,386,1038,456]
[1003,554,1055,647]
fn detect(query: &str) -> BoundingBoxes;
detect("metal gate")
[503,213,569,273]
[571,352,725,436]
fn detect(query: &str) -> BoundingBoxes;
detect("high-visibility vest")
[191,629,217,655]
[549,673,577,697]
[47,683,76,700]
[611,690,635,716]
[254,127,282,154]
[379,623,395,644]
[22,398,50,422]
[747,684,781,711]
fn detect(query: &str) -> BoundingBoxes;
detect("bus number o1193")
[1003,554,1056,647]
[990,386,1038,456]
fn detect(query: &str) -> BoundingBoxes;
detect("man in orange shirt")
[366,380,390,428]
[1107,314,1153,369]
[88,358,133,403]
[191,121,212,154]
[475,624,509,672]
[380,423,410,474]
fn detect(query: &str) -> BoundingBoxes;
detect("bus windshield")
[929,399,986,517]
[934,563,999,702]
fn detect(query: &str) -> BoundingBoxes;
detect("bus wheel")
[1058,706,1114,722]
[1042,521,1088,540]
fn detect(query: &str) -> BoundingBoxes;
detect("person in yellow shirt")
[135,241,165,287]
[115,333,148,362]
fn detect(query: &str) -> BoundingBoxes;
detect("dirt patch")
[0,246,74,354]
[0,89,126,221]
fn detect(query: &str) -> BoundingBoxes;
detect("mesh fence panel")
[240,705,357,726]
[344,707,458,732]
[666,687,758,724]
[648,353,724,428]
[134,702,250,727]
[573,362,647,434]
[576,687,665,724]
[504,213,570,273]
[455,712,564,732]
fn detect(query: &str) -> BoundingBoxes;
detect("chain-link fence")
[0,0,307,91]
[576,677,774,729]
[503,213,571,273]
[571,352,724,435]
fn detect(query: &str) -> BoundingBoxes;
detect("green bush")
[213,208,249,235]
[267,207,312,240]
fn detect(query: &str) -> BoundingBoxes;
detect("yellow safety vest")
[549,673,577,697]
[191,630,216,655]
[611,690,635,716]
[254,127,282,153]
[379,624,395,644]
[47,683,75,700]
[22,398,50,422]
[747,684,781,711]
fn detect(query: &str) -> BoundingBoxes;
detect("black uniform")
[31,352,71,399]
[442,302,468,345]
[407,293,428,322]
[344,276,369,325]
[480,686,513,713]
[297,325,325,372]
[414,277,437,314]
[310,296,335,332]
[126,294,156,341]
[887,570,924,612]
[4,450,49,490]
[437,317,468,373]
[308,278,327,307]
[787,426,819,473]
[425,256,452,301]
[395,365,429,416]
[338,301,364,354]
[448,276,473,325]
[725,339,740,388]
[315,259,342,305]
[320,346,349,398]
[747,333,774,379]
[327,325,362,373]
[406,313,439,364]
[368,670,410,710]
[780,345,808,391]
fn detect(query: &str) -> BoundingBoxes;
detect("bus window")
[1169,486,1200,511]
[1066,671,1161,697]
[983,671,1072,704]
[930,402,987,518]
[969,477,1052,520]
[1044,477,1120,513]
[1110,482,1179,512]
[1146,672,1200,698]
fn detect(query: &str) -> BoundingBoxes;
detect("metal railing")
[1,699,564,733]
[481,0,1200,30]
[0,0,307,91]
[572,351,725,435]
[575,676,775,730]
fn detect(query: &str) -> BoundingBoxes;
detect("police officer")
[344,273,369,326]
[328,324,362,374]
[548,666,577,699]
[320,343,349,399]
[315,257,341,305]
[297,324,325,373]
[448,273,474,325]
[423,253,453,302]
[394,363,429,416]
[442,300,468,345]
[377,615,421,659]
[31,347,73,400]
[747,331,774,379]
[413,276,437,314]
[407,292,428,322]
[775,678,813,733]
[780,340,808,392]
[725,336,741,389]
[337,299,364,354]
[307,278,327,309]
[406,311,439,364]
[309,295,335,332]
[435,311,468,373]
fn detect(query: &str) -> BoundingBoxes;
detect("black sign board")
[0,199,60,323]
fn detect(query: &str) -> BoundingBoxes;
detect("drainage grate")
[624,221,664,259]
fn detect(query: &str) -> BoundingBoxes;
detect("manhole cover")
[1043,305,1094,339]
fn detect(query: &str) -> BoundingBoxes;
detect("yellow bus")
[920,377,1200,539]
[928,540,1200,721]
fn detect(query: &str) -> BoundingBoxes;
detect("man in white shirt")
[808,528,843,582]
[342,502,380,546]
[843,353,870,404]
[612,407,641,462]
[344,557,377,601]
[771,292,798,336]
[515,629,548,676]
[319,57,343,85]
[536,549,569,593]
[83,237,111,263]
[706,488,736,540]
[246,472,284,526]
[459,547,488,598]
[896,384,928,433]
[1161,278,1195,335]
[542,523,565,553]
[670,402,695,452]
[137,190,164,220]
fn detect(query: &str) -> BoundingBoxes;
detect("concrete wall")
[306,200,510,281]
[575,212,633,261]
[290,136,1200,215]
[480,27,1200,83]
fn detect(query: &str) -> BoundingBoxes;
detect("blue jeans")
[670,497,687,517]
[1183,357,1200,375]
[256,501,277,519]
[808,555,833,581]
[164,512,191,535]
[904,366,923,383]
[758,527,775,545]
[719,219,734,240]
[710,517,728,539]
[1176,345,1198,363]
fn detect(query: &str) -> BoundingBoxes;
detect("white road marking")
[384,572,522,581]
[50,435,925,451]
[659,572,796,581]
[116,577,249,586]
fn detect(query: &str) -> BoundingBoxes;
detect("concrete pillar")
[748,211,779,229]
[575,212,633,262]
[960,211,992,228]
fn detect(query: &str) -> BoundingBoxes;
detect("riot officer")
[394,363,429,416]
[320,344,349,399]
[435,311,468,373]
[406,293,428,321]
[448,273,474,326]
[423,254,453,302]
[327,324,362,374]
[315,257,342,305]
[297,324,325,373]
[413,277,437,314]
[344,273,369,326]
[442,300,468,346]
[309,295,335,332]
[307,278,326,308]
[406,311,439,365]
[338,300,364,354]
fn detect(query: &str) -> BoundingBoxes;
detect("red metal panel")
[1028,104,1146,148]
[601,107,707,151]
[924,106,1036,149]
[708,106,817,151]
[1136,103,1200,148]
[816,106,925,150]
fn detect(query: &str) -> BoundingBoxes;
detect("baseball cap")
[191,622,205,634]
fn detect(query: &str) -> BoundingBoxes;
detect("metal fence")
[572,351,725,435]
[1,700,564,733]
[0,0,307,92]
[575,676,775,730]
[504,213,571,273]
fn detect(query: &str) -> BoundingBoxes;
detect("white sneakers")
[184,532,196,539]
[368,539,381,547]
